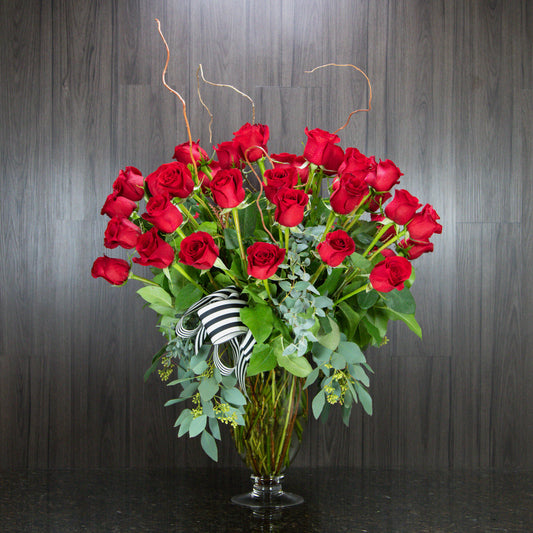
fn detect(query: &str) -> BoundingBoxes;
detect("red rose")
[384,189,421,225]
[271,153,310,184]
[365,159,403,192]
[317,230,355,267]
[112,166,145,201]
[407,204,442,242]
[145,162,194,199]
[210,168,246,208]
[104,217,141,249]
[232,122,269,162]
[263,166,298,202]
[142,195,183,233]
[101,191,137,218]
[214,141,243,169]
[273,187,309,227]
[172,139,208,166]
[369,255,412,293]
[246,242,286,279]
[91,256,130,285]
[370,213,397,241]
[178,231,219,270]
[133,227,175,268]
[338,147,375,175]
[398,238,434,259]
[330,173,369,215]
[367,192,392,211]
[303,127,344,172]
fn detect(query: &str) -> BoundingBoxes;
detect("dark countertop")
[1,467,532,532]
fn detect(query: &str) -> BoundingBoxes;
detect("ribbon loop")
[175,286,256,392]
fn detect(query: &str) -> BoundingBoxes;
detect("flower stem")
[334,283,369,306]
[172,263,208,295]
[232,208,246,263]
[319,210,337,242]
[263,279,271,299]
[363,222,394,256]
[128,273,160,286]
[180,204,201,230]
[310,263,326,285]
[369,228,407,260]
[284,226,290,251]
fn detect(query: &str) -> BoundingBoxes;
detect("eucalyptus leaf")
[337,341,366,364]
[189,415,207,438]
[354,383,373,415]
[208,416,221,440]
[201,430,218,461]
[316,316,341,351]
[198,377,219,402]
[277,352,313,377]
[222,387,247,406]
[312,391,326,419]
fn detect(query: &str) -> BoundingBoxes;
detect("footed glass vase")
[231,368,308,511]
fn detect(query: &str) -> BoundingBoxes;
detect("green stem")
[334,283,370,306]
[304,165,317,194]
[232,208,246,263]
[363,222,394,256]
[310,263,326,285]
[256,158,266,177]
[172,263,208,295]
[284,226,290,251]
[263,279,272,299]
[275,374,296,469]
[318,210,337,242]
[369,228,408,260]
[128,273,160,286]
[180,204,201,230]
[343,194,371,231]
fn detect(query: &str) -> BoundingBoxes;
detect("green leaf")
[208,416,221,440]
[382,308,422,338]
[357,290,379,309]
[148,304,176,317]
[337,301,362,341]
[304,367,320,389]
[318,268,343,295]
[312,390,326,419]
[144,344,168,382]
[360,316,383,345]
[222,387,247,406]
[177,412,193,437]
[337,341,366,364]
[198,221,218,235]
[174,284,203,313]
[200,430,218,461]
[164,397,189,407]
[331,352,346,370]
[311,343,333,363]
[198,378,219,402]
[247,344,277,376]
[224,228,240,250]
[316,316,341,351]
[382,287,416,314]
[174,408,192,427]
[137,286,172,308]
[354,383,372,415]
[240,304,273,344]
[350,364,370,387]
[188,414,207,438]
[348,252,372,271]
[277,352,313,378]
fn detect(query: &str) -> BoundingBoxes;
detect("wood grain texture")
[1,0,532,469]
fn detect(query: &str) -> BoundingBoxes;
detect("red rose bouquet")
[92,51,441,463]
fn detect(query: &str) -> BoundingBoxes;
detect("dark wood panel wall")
[1,0,531,469]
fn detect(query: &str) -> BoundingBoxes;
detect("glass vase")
[231,368,308,511]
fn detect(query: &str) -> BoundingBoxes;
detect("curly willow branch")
[197,64,256,143]
[155,19,195,161]
[305,63,373,135]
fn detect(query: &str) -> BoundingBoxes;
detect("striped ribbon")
[175,286,256,392]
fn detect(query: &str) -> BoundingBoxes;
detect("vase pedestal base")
[231,475,304,512]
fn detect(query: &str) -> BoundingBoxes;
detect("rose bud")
[100,191,137,218]
[369,255,412,293]
[303,127,344,172]
[365,159,403,192]
[210,168,246,208]
[232,122,269,162]
[104,217,141,249]
[407,204,443,242]
[246,242,286,279]
[91,256,130,285]
[384,189,421,225]
[145,161,194,199]
[112,166,145,201]
[142,195,183,234]
[214,141,243,169]
[317,230,356,267]
[271,153,310,184]
[172,139,208,166]
[132,227,175,268]
[263,166,298,202]
[178,231,219,270]
[330,172,370,215]
[273,187,309,227]
[338,147,375,175]
[397,238,434,260]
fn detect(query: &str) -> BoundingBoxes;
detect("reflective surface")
[1,467,532,532]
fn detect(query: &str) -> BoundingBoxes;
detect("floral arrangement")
[91,49,441,462]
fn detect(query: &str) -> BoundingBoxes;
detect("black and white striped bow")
[175,286,256,392]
